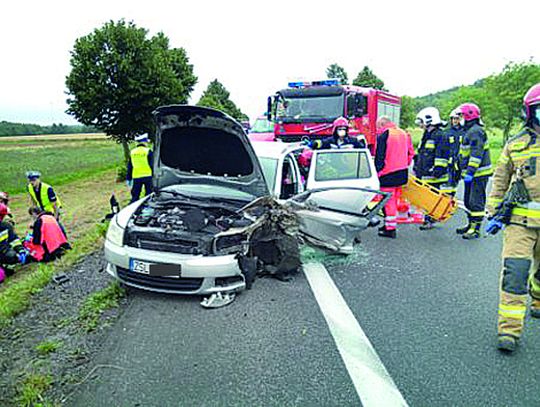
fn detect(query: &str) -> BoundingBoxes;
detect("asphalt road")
[69,210,540,407]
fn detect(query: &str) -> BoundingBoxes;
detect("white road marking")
[303,262,408,407]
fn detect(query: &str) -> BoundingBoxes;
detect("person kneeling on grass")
[0,203,29,284]
[23,207,71,263]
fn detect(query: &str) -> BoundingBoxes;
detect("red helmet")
[0,203,8,221]
[332,116,349,133]
[459,103,481,121]
[0,192,8,202]
[523,83,540,122]
[298,149,313,167]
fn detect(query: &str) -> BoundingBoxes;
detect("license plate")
[130,259,151,274]
[129,259,181,277]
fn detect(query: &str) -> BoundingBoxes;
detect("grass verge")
[0,224,106,328]
[35,340,64,356]
[16,371,54,407]
[78,282,126,332]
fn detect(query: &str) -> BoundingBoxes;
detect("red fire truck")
[266,79,401,149]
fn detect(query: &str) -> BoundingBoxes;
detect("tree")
[484,61,540,140]
[65,20,197,161]
[400,96,418,128]
[326,63,348,85]
[352,66,386,90]
[197,80,248,121]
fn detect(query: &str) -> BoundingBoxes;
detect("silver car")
[104,106,386,296]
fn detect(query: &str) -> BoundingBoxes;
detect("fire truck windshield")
[276,95,344,122]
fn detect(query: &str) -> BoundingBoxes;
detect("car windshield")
[276,95,344,122]
[161,184,255,202]
[314,151,372,181]
[258,157,278,192]
[250,118,274,133]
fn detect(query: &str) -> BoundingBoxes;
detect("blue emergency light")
[288,79,340,88]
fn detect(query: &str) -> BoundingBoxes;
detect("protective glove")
[17,251,28,265]
[485,218,504,235]
[126,180,133,188]
[463,173,474,184]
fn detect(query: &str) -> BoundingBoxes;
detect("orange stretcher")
[401,176,458,222]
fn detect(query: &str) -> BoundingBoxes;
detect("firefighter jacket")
[459,120,492,179]
[27,182,62,214]
[413,125,450,183]
[487,128,540,228]
[446,125,464,166]
[0,221,23,257]
[313,135,365,150]
[127,144,154,180]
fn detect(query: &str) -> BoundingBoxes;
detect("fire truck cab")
[266,79,401,149]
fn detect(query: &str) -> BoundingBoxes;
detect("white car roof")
[251,141,303,160]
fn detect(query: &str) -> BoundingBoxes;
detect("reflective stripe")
[498,304,526,319]
[469,157,482,164]
[424,175,449,183]
[498,155,509,164]
[469,211,485,217]
[0,230,8,242]
[487,197,503,207]
[434,158,448,167]
[519,201,540,210]
[469,161,480,168]
[474,166,493,177]
[513,207,540,218]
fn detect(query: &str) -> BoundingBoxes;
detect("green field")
[0,138,124,195]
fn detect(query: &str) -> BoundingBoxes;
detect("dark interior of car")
[160,127,254,176]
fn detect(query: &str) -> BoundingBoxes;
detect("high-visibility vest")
[130,146,152,179]
[28,182,62,213]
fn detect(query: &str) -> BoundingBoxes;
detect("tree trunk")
[121,138,131,164]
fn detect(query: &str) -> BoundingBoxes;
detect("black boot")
[378,228,397,239]
[462,222,481,240]
[456,222,470,235]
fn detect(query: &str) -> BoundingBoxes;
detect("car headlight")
[214,233,248,255]
[106,216,125,246]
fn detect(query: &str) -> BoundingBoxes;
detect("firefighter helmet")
[415,107,443,127]
[449,108,461,119]
[523,83,540,124]
[458,103,481,121]
[0,203,8,221]
[332,116,349,133]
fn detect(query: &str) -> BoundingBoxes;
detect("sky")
[0,0,538,125]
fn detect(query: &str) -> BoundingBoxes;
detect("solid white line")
[303,262,408,407]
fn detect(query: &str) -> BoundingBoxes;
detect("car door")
[286,149,387,254]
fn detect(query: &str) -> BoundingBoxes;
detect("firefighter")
[127,133,154,203]
[0,203,27,283]
[26,171,62,219]
[455,103,493,239]
[486,83,540,352]
[413,107,451,230]
[375,116,415,238]
[307,117,365,149]
[0,192,15,226]
[444,109,465,194]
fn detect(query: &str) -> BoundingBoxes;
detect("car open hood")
[152,105,269,197]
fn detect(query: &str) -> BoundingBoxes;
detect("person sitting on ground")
[23,207,71,262]
[0,203,28,283]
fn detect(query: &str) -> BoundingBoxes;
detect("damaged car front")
[104,105,272,295]
[104,105,389,300]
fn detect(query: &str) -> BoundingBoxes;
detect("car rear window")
[314,151,371,181]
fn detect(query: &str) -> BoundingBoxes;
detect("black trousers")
[130,177,153,203]
[464,176,488,222]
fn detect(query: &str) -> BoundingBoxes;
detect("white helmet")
[415,107,443,127]
[449,108,461,119]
